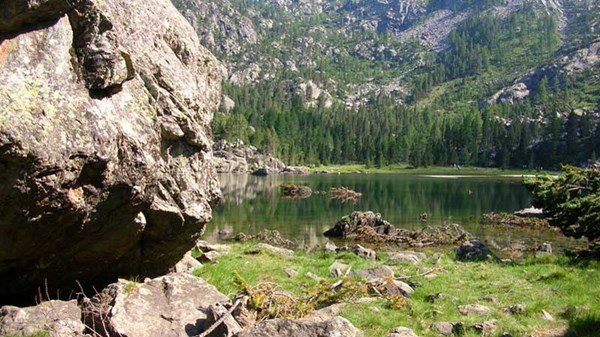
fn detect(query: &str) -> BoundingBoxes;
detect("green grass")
[194,242,600,337]
[310,163,555,176]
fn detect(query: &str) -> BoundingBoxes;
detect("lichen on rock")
[0,0,222,301]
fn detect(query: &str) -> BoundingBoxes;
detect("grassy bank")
[309,164,556,177]
[194,242,599,337]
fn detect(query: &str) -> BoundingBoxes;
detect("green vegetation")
[525,166,600,242]
[310,163,545,176]
[194,242,600,337]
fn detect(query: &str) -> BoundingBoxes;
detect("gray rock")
[284,267,299,278]
[385,280,414,298]
[329,261,351,278]
[0,0,221,298]
[388,326,419,337]
[0,300,85,337]
[388,251,427,265]
[471,320,498,334]
[325,242,338,252]
[430,322,454,336]
[83,273,230,337]
[456,240,493,261]
[198,250,221,264]
[458,304,492,315]
[536,242,553,256]
[502,304,526,314]
[248,243,294,258]
[172,251,202,274]
[196,240,232,253]
[280,166,311,175]
[232,296,257,329]
[352,244,377,259]
[236,316,361,337]
[202,303,243,337]
[354,266,395,281]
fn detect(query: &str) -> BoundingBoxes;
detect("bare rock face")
[0,0,221,300]
[0,300,85,337]
[82,273,230,337]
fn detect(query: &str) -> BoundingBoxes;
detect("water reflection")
[205,174,547,247]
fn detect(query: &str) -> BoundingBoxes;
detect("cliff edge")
[0,0,221,300]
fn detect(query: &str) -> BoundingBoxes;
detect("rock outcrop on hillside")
[0,0,221,300]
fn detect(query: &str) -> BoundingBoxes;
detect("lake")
[204,173,570,248]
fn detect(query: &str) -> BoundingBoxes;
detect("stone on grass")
[329,261,351,278]
[0,300,85,337]
[172,251,202,273]
[472,320,498,334]
[352,244,376,259]
[430,322,454,336]
[248,243,294,258]
[541,309,555,321]
[284,267,299,278]
[236,316,361,337]
[385,280,414,297]
[325,242,338,252]
[82,273,229,337]
[458,304,491,315]
[388,326,419,337]
[354,266,395,281]
[388,251,427,265]
[306,272,321,282]
[502,304,525,314]
[456,240,493,261]
[197,250,221,264]
[196,240,232,253]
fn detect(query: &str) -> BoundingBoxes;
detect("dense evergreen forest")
[208,2,600,169]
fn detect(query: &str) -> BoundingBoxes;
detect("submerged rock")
[0,0,221,300]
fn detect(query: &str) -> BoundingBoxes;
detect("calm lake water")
[204,173,558,247]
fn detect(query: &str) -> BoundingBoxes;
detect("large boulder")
[0,0,221,300]
[0,300,85,337]
[82,273,230,337]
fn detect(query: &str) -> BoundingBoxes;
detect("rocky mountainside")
[174,0,599,169]
[174,0,599,108]
[0,0,221,301]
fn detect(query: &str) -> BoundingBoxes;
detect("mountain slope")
[174,0,600,169]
